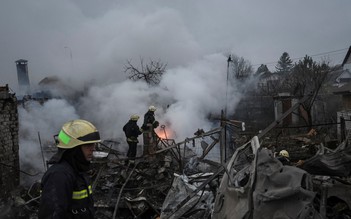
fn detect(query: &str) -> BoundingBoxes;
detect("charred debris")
[3,97,351,219]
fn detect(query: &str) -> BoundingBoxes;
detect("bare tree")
[124,57,167,86]
[283,55,331,127]
[229,54,253,81]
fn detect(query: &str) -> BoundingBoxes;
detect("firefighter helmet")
[57,119,101,149]
[149,105,157,112]
[130,114,140,121]
[279,150,289,158]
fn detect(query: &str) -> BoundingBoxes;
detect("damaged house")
[333,46,351,141]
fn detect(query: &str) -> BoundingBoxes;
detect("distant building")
[333,46,351,86]
[342,46,351,71]
[15,59,31,95]
[333,46,351,140]
[273,93,300,127]
[257,72,281,93]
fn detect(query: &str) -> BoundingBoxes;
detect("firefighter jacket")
[38,160,94,219]
[123,120,142,142]
[277,156,291,166]
[142,111,159,130]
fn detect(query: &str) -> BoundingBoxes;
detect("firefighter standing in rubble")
[141,105,159,155]
[123,114,142,163]
[39,119,101,219]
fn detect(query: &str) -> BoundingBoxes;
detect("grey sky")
[1,0,350,92]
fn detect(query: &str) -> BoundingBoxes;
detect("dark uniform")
[142,110,159,130]
[141,110,159,155]
[39,147,94,219]
[277,155,291,165]
[123,120,142,158]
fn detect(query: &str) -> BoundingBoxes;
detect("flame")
[155,126,174,139]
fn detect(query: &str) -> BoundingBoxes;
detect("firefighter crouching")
[123,114,142,164]
[39,119,101,219]
[276,149,291,165]
[141,105,159,155]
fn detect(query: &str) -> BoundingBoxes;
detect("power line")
[252,47,349,67]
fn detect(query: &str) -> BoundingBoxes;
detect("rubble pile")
[212,134,351,219]
[4,116,351,219]
[92,153,175,219]
[0,183,41,219]
[0,130,225,219]
[257,129,328,163]
[91,139,222,219]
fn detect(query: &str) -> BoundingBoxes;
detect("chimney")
[15,59,31,95]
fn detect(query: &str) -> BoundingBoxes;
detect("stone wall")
[0,85,19,200]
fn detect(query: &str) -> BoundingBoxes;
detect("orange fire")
[155,125,174,139]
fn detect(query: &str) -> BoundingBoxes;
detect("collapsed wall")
[0,85,19,200]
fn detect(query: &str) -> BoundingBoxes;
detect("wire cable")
[252,47,349,67]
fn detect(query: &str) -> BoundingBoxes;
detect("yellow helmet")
[279,150,289,158]
[149,105,157,112]
[57,119,101,149]
[130,114,140,121]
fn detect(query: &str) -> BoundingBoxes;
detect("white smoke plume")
[77,53,241,141]
[18,99,79,183]
[8,1,254,186]
[17,52,242,184]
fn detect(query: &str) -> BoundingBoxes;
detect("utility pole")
[222,55,233,163]
[225,55,232,116]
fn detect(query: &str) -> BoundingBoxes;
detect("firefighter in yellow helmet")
[141,106,159,155]
[39,119,101,219]
[277,149,291,165]
[142,105,159,130]
[123,114,142,162]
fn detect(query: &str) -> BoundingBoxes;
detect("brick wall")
[0,85,19,200]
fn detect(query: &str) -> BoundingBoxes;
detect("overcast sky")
[1,0,350,91]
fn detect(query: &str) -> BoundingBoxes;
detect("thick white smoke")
[77,53,241,141]
[9,1,251,187]
[159,53,241,139]
[18,99,79,183]
[17,52,243,185]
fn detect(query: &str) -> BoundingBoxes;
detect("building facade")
[0,85,19,200]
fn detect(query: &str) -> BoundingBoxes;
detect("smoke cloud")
[18,99,79,183]
[17,52,242,184]
[77,53,240,140]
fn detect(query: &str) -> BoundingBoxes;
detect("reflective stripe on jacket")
[39,160,94,219]
[72,185,92,200]
[127,137,138,143]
